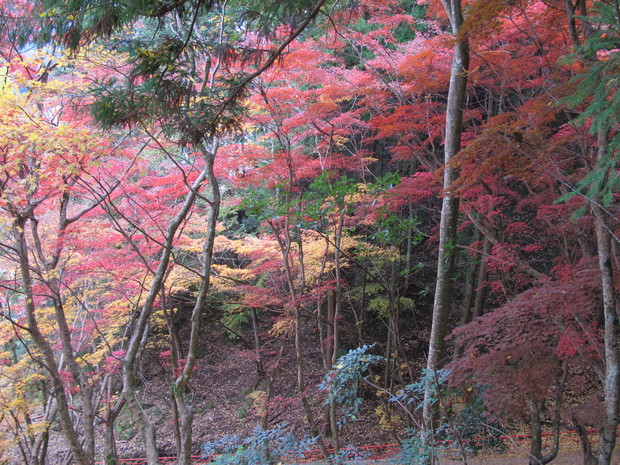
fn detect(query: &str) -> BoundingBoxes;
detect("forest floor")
[300,447,619,464]
[41,316,607,465]
[440,448,619,464]
[107,318,403,461]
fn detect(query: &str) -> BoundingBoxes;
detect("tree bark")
[593,127,619,465]
[572,415,597,465]
[472,234,491,320]
[103,379,125,465]
[174,140,221,465]
[13,220,92,465]
[268,176,333,463]
[452,229,480,358]
[261,341,286,429]
[422,0,469,442]
[121,166,209,465]
[594,210,618,465]
[528,398,544,465]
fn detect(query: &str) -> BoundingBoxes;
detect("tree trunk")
[32,395,56,465]
[527,395,562,465]
[164,293,183,458]
[49,290,96,461]
[471,234,491,319]
[261,341,286,429]
[528,398,544,465]
[326,288,335,368]
[251,307,265,384]
[322,287,336,438]
[452,229,480,358]
[13,220,92,465]
[572,415,597,465]
[593,127,619,465]
[422,0,469,440]
[405,204,415,289]
[175,140,221,465]
[103,381,125,465]
[295,300,333,464]
[327,207,344,450]
[530,361,566,465]
[594,207,619,465]
[121,167,209,465]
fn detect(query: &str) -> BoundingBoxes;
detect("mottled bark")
[422,0,469,440]
[593,127,619,465]
[595,216,619,465]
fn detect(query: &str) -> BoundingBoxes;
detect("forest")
[0,0,618,464]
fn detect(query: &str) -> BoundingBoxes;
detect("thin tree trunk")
[594,207,619,465]
[251,307,265,384]
[528,398,544,465]
[572,415,597,465]
[31,203,98,463]
[472,234,491,319]
[405,204,414,289]
[452,229,480,358]
[121,166,209,465]
[327,283,339,444]
[13,221,91,465]
[32,395,56,465]
[103,379,125,465]
[164,292,183,458]
[384,321,393,390]
[322,287,336,438]
[594,127,619,465]
[332,209,345,369]
[295,300,333,464]
[49,290,96,461]
[326,288,335,368]
[261,341,286,429]
[422,0,469,440]
[270,206,333,462]
[175,140,221,465]
[527,391,562,465]
[171,388,182,459]
[538,361,567,465]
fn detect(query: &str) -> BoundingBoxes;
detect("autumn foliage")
[0,0,618,464]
